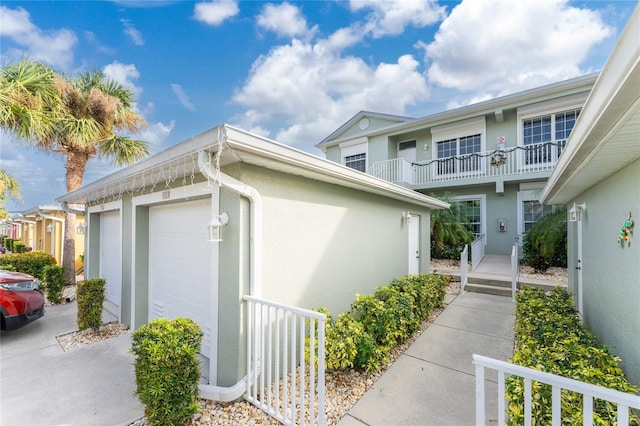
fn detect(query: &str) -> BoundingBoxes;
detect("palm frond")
[99,136,150,166]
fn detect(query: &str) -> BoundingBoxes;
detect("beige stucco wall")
[567,157,640,386]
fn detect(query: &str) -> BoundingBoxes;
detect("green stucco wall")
[567,158,640,386]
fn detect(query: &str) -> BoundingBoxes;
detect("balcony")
[368,140,566,187]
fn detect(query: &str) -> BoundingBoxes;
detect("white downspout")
[197,150,263,402]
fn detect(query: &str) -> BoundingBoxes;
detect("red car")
[0,270,45,331]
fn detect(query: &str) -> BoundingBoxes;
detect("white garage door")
[100,210,122,307]
[149,198,214,371]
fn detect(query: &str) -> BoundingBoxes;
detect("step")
[464,282,513,297]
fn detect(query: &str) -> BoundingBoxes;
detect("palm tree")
[0,169,21,219]
[1,60,150,284]
[429,192,474,259]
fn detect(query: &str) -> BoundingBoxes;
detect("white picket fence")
[473,354,640,426]
[460,244,469,292]
[244,296,326,426]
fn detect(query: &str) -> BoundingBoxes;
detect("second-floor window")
[345,153,366,172]
[436,134,481,175]
[522,108,580,165]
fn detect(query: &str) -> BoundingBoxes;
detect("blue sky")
[1,0,637,211]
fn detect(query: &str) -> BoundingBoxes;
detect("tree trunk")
[62,150,89,285]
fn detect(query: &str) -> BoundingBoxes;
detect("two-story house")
[317,73,598,256]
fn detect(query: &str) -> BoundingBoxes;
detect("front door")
[408,215,420,274]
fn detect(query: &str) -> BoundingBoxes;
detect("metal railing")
[510,245,519,300]
[244,296,326,426]
[473,354,640,426]
[460,244,469,293]
[471,234,485,271]
[370,140,567,186]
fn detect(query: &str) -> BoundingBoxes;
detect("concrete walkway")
[0,302,143,426]
[337,291,516,426]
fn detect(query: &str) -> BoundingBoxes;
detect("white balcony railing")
[369,140,567,186]
[473,354,640,426]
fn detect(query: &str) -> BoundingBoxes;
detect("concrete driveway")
[0,302,144,426]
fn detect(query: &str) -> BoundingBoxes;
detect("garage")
[99,210,122,309]
[148,198,215,378]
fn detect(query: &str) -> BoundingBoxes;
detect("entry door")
[408,215,420,274]
[398,140,417,163]
[100,210,122,308]
[148,198,214,378]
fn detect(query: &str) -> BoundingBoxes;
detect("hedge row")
[318,273,449,373]
[0,251,57,280]
[507,286,639,425]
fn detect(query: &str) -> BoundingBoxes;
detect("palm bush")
[429,193,474,259]
[522,208,567,272]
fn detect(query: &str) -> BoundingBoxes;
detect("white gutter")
[197,149,263,402]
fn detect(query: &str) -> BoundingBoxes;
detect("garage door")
[148,198,214,374]
[100,210,122,307]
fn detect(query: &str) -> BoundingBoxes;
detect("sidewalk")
[337,291,516,426]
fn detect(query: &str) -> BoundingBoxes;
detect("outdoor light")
[569,203,587,222]
[76,222,85,235]
[46,223,53,234]
[207,212,229,242]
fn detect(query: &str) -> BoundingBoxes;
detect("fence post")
[461,244,469,293]
[511,245,518,300]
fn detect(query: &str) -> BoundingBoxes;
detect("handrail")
[471,234,485,271]
[473,354,640,426]
[460,244,469,293]
[510,245,518,300]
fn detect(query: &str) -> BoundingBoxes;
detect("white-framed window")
[344,153,366,172]
[431,117,486,176]
[451,194,486,243]
[521,108,581,165]
[340,138,368,172]
[517,188,552,237]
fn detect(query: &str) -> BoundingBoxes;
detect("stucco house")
[541,4,640,387]
[317,74,599,256]
[57,125,447,396]
[2,204,85,270]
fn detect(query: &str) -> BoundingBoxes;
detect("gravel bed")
[431,258,568,282]
[132,282,460,426]
[56,322,130,352]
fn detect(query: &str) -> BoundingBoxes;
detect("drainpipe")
[197,149,263,402]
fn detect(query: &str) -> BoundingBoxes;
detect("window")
[345,153,366,172]
[436,134,481,175]
[522,200,553,232]
[522,108,580,164]
[453,199,482,235]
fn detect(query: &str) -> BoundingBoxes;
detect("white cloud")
[0,6,77,70]
[193,0,239,26]
[350,0,445,38]
[138,120,175,152]
[170,84,196,111]
[423,0,613,95]
[121,19,144,46]
[257,2,317,40]
[231,39,429,147]
[102,61,142,99]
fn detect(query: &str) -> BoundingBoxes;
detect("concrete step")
[464,282,513,297]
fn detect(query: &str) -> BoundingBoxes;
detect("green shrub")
[131,318,203,426]
[13,241,26,253]
[429,192,475,259]
[522,208,567,272]
[43,265,65,304]
[507,286,639,425]
[3,237,15,252]
[0,251,57,280]
[319,273,448,373]
[76,278,105,332]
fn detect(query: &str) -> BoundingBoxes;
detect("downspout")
[197,149,263,402]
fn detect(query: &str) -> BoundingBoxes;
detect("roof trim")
[541,5,640,205]
[316,111,413,147]
[57,124,449,210]
[318,73,598,148]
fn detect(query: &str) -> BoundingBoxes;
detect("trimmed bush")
[319,273,449,373]
[131,318,203,426]
[3,237,15,252]
[507,286,639,425]
[76,278,105,332]
[12,241,26,253]
[43,265,65,304]
[0,251,57,280]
